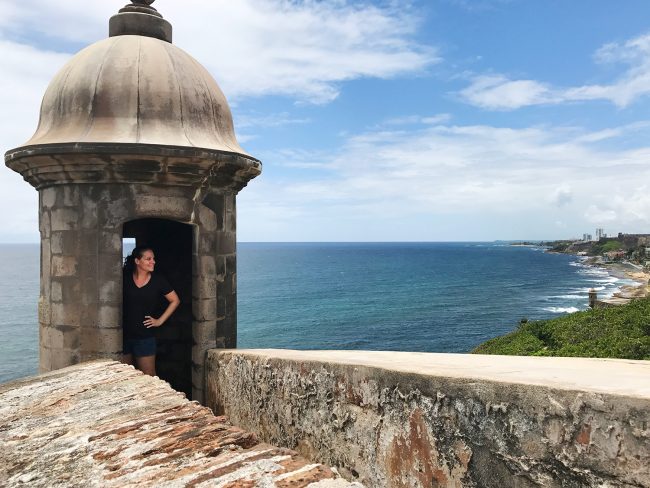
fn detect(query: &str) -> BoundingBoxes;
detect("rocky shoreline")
[584,259,650,305]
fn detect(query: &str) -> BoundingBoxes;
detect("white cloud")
[551,185,573,208]
[459,75,555,110]
[459,31,650,110]
[0,0,437,104]
[380,113,451,127]
[239,120,650,240]
[445,0,513,12]
[584,205,617,224]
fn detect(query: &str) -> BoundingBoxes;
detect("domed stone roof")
[25,33,247,157]
[5,1,260,190]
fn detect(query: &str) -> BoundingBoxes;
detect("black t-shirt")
[123,272,174,339]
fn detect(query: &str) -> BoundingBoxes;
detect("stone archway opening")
[122,218,193,398]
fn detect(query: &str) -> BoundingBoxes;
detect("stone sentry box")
[4,1,260,402]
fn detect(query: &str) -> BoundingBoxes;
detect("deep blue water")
[0,242,633,383]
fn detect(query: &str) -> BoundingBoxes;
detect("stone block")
[51,281,62,302]
[100,230,122,254]
[50,348,79,370]
[39,345,51,373]
[198,255,216,276]
[52,256,78,277]
[225,196,236,233]
[197,232,217,255]
[192,320,217,343]
[39,210,51,237]
[48,327,65,350]
[50,232,77,255]
[62,185,80,207]
[195,276,217,299]
[79,350,122,362]
[214,256,226,281]
[76,234,99,257]
[98,306,120,328]
[80,327,122,355]
[135,196,192,221]
[51,302,82,327]
[51,208,80,232]
[41,238,51,281]
[192,343,216,367]
[100,196,130,226]
[203,193,225,229]
[61,279,82,303]
[63,330,80,350]
[216,295,226,320]
[79,304,99,326]
[41,187,57,208]
[192,367,205,391]
[98,253,123,283]
[216,232,236,255]
[192,298,217,322]
[80,200,98,229]
[99,280,121,304]
[216,319,236,349]
[38,298,51,325]
[197,204,217,231]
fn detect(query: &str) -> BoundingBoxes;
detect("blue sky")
[2,0,650,242]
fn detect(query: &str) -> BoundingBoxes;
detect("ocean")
[0,242,636,383]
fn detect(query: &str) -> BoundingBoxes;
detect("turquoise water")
[0,242,632,383]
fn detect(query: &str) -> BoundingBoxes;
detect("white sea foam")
[589,277,619,284]
[543,307,581,314]
[579,269,609,277]
[573,286,605,293]
[549,294,584,300]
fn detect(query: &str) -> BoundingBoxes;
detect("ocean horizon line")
[0,240,552,245]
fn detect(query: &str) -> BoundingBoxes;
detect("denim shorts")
[123,337,156,357]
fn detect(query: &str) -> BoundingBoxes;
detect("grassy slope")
[472,297,650,359]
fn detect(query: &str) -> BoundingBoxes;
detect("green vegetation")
[548,241,572,253]
[593,240,623,254]
[473,298,650,359]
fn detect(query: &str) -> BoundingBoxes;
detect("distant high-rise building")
[596,228,605,240]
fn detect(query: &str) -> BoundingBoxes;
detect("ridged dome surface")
[25,34,248,156]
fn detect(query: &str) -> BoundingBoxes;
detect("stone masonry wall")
[39,183,237,403]
[206,350,650,488]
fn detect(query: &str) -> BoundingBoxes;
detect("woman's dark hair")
[124,245,153,274]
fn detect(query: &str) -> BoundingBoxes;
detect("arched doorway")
[122,218,193,398]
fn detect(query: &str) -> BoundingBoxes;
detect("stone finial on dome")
[120,0,161,17]
[111,0,172,42]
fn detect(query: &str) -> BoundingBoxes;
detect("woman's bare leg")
[122,354,134,366]
[135,355,156,376]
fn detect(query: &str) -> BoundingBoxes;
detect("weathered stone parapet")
[206,350,650,488]
[0,361,360,487]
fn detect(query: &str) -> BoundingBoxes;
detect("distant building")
[596,228,605,240]
[582,233,592,242]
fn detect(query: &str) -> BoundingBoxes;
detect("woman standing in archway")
[122,246,180,376]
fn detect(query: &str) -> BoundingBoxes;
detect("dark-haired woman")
[122,246,180,376]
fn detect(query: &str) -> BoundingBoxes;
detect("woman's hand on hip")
[144,316,163,328]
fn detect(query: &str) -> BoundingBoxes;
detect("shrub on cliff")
[472,297,650,359]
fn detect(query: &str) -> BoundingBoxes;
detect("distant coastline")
[510,238,650,306]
